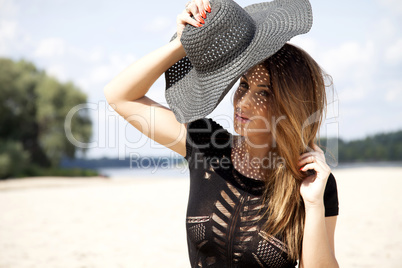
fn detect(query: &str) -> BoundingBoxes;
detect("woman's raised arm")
[103,38,188,157]
[103,1,210,157]
[103,39,185,104]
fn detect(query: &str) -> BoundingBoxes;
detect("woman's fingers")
[297,146,328,171]
[179,10,202,28]
[299,162,316,172]
[298,152,322,165]
[311,143,324,153]
[195,0,210,18]
[201,0,211,12]
[176,0,211,39]
[188,0,211,21]
[207,0,212,12]
[188,0,205,24]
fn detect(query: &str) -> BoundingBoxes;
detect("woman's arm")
[103,1,209,157]
[299,208,338,268]
[103,39,190,157]
[298,144,339,267]
[104,0,208,104]
[104,38,185,105]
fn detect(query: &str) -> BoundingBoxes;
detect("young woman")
[104,0,339,267]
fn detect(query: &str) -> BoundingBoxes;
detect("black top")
[184,118,339,268]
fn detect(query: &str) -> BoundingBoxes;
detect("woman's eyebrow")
[241,75,270,88]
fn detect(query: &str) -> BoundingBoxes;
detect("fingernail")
[197,23,203,27]
[198,17,205,24]
[299,167,303,171]
[201,10,206,19]
[206,5,211,13]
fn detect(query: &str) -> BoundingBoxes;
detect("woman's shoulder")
[187,117,230,142]
[187,117,224,131]
[186,117,232,156]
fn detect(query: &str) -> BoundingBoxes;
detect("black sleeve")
[185,118,212,163]
[323,173,339,217]
[184,122,194,162]
[184,118,229,163]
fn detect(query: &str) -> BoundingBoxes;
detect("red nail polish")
[207,5,211,13]
[197,23,203,27]
[201,11,206,19]
[299,167,303,171]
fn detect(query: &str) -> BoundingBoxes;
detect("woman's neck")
[234,134,273,160]
[232,134,273,180]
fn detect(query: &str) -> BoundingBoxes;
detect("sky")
[1,0,401,159]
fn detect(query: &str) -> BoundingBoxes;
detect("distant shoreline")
[332,161,402,169]
[90,162,402,178]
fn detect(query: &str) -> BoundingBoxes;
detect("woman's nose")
[238,91,253,110]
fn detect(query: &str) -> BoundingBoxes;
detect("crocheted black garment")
[184,118,339,268]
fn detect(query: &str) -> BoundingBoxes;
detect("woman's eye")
[239,82,248,89]
[260,90,270,97]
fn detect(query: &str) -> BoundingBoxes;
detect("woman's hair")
[257,43,331,261]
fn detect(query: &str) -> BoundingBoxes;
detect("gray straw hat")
[165,0,313,123]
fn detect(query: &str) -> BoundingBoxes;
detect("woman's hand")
[175,0,211,41]
[298,144,331,209]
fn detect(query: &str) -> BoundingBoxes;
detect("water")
[98,161,402,179]
[333,161,402,169]
[97,167,189,179]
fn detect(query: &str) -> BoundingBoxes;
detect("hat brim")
[165,0,313,123]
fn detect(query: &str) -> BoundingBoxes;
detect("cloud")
[322,41,375,76]
[31,38,124,93]
[0,19,18,55]
[338,86,368,103]
[291,36,318,57]
[141,16,178,41]
[77,52,137,94]
[143,16,174,33]
[47,64,68,81]
[374,18,399,41]
[385,38,402,65]
[0,0,19,55]
[376,0,402,14]
[0,19,17,39]
[318,41,377,103]
[67,45,106,63]
[385,80,402,102]
[88,46,105,62]
[0,0,19,18]
[34,38,66,58]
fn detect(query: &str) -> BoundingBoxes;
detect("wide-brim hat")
[164,0,313,123]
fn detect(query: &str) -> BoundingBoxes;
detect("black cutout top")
[184,118,339,267]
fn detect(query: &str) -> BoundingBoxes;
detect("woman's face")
[233,64,273,138]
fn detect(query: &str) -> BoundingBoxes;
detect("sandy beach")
[0,167,401,268]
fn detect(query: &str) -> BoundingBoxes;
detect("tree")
[0,58,92,175]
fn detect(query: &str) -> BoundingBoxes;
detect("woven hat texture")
[165,0,313,123]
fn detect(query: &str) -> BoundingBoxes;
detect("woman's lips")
[235,113,251,123]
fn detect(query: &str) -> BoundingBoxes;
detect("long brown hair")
[258,43,329,261]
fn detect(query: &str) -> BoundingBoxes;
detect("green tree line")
[0,58,94,179]
[322,130,402,163]
[2,58,400,178]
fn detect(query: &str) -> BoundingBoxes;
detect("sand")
[0,167,401,268]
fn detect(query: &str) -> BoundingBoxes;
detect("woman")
[104,0,339,267]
